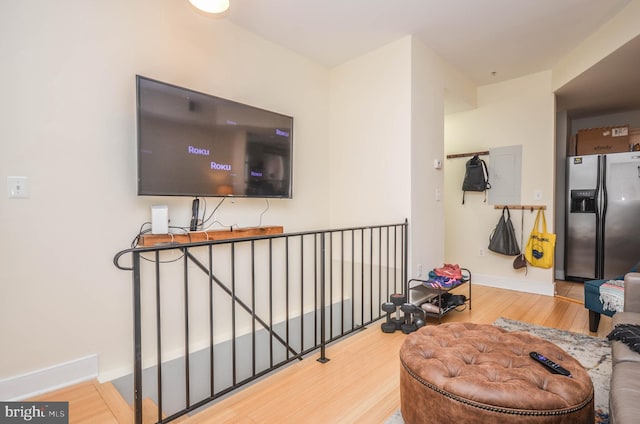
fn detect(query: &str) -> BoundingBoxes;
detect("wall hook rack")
[494,205,546,212]
[446,151,490,159]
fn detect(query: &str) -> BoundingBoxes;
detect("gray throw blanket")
[607,324,640,353]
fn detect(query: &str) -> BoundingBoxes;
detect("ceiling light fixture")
[189,0,230,14]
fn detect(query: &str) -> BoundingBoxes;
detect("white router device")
[151,205,169,234]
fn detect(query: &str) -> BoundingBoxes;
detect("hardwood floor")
[555,279,585,303]
[31,283,611,424]
[27,380,129,424]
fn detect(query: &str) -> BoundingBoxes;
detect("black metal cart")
[407,268,471,323]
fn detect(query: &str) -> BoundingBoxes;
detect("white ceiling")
[225,0,640,117]
[555,34,640,117]
[226,0,628,84]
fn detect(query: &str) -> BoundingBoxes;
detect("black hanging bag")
[461,154,490,204]
[488,206,520,256]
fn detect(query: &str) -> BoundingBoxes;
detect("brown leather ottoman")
[400,322,594,423]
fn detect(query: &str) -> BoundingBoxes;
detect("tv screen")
[136,76,293,198]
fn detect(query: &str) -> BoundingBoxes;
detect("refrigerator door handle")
[595,155,605,279]
[602,156,608,221]
[599,155,609,279]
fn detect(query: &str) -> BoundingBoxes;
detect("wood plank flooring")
[31,282,610,424]
[555,279,585,303]
[27,380,125,424]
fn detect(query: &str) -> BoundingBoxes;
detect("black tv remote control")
[529,352,572,377]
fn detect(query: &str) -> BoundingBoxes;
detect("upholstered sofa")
[608,272,640,424]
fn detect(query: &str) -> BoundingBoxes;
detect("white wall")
[554,109,569,280]
[444,71,556,295]
[409,39,447,278]
[328,37,412,228]
[328,36,465,282]
[0,0,330,383]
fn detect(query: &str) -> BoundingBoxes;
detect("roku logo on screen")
[188,146,210,156]
[211,161,231,171]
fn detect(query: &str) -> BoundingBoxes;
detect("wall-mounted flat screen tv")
[136,76,293,198]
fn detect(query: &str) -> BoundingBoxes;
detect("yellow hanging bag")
[524,209,556,269]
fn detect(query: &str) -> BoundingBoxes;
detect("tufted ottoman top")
[400,322,593,420]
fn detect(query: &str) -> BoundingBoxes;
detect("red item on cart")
[434,264,462,280]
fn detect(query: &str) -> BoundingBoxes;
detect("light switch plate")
[8,176,29,198]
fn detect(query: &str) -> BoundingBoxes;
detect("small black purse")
[488,206,520,256]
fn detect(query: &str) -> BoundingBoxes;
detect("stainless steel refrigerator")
[566,152,640,281]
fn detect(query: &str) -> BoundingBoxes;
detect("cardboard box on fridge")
[576,125,630,155]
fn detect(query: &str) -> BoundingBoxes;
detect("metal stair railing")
[113,221,408,424]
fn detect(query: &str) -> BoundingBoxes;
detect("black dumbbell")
[390,293,406,306]
[401,321,417,334]
[401,302,425,320]
[381,302,400,333]
[382,302,395,314]
[381,321,397,333]
[388,296,406,325]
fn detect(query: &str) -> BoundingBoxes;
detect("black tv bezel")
[135,75,294,199]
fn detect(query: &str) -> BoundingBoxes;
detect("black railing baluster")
[317,233,329,363]
[269,239,274,368]
[285,237,290,360]
[378,227,382,317]
[132,251,143,424]
[360,229,364,326]
[183,248,190,409]
[329,232,333,339]
[314,234,318,347]
[350,229,355,331]
[403,219,408,292]
[251,240,256,377]
[208,245,214,398]
[386,226,390,300]
[393,226,398,293]
[112,221,408,424]
[300,236,304,353]
[231,244,236,386]
[340,231,345,332]
[155,252,163,422]
[369,228,373,322]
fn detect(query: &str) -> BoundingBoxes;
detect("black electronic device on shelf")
[189,198,200,231]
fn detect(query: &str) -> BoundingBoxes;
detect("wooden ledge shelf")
[138,226,284,247]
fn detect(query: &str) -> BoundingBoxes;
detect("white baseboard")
[97,365,132,385]
[0,354,98,401]
[472,273,555,297]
